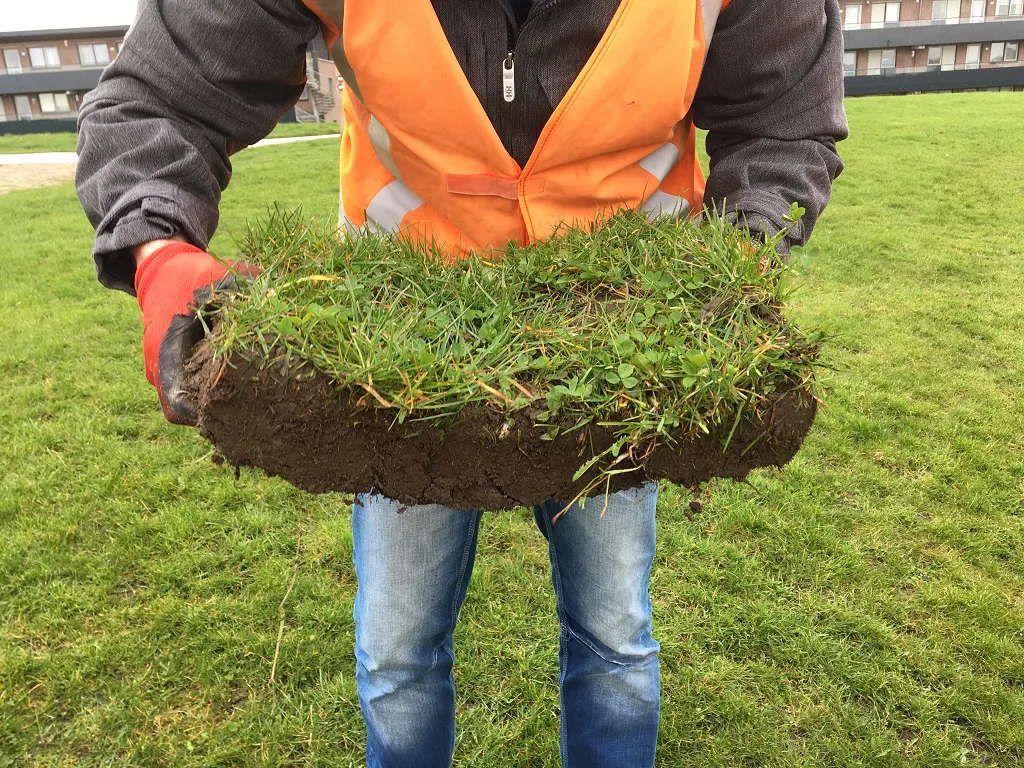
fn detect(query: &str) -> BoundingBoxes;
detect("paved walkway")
[0,133,340,166]
[0,151,77,165]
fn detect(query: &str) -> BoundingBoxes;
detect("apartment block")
[839,0,1024,94]
[0,24,337,135]
[0,26,129,132]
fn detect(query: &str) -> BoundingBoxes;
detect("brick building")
[0,26,128,132]
[1,24,338,135]
[839,0,1024,94]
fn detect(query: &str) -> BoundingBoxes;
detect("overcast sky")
[0,0,139,33]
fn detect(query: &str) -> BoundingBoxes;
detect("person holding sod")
[76,0,847,764]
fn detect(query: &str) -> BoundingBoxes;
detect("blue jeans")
[352,483,660,767]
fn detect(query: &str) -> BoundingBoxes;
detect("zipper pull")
[503,51,515,103]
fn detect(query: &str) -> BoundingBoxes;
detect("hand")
[133,241,257,425]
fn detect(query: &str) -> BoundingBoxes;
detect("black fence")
[0,118,78,136]
[846,65,1024,95]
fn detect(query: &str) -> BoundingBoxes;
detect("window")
[871,3,886,28]
[38,92,71,114]
[843,51,858,76]
[3,48,22,74]
[966,44,982,68]
[871,2,900,27]
[941,44,957,70]
[881,48,897,70]
[991,41,1020,61]
[28,46,61,69]
[845,4,862,29]
[927,45,957,70]
[77,43,110,67]
[14,94,32,120]
[971,0,987,21]
[867,49,882,75]
[932,0,960,22]
[995,0,1024,16]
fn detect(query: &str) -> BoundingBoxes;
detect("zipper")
[496,0,569,244]
[502,51,515,102]
[498,0,568,104]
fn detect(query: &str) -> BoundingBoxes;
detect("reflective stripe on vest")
[702,0,730,57]
[365,179,424,233]
[306,0,731,250]
[638,141,690,221]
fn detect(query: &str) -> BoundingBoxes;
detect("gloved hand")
[134,242,257,425]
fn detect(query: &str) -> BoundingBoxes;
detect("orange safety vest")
[302,0,731,256]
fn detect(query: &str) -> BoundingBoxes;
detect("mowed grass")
[0,121,340,154]
[0,93,1022,766]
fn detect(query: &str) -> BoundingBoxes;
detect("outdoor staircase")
[301,57,337,123]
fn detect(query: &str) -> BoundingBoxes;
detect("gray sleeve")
[75,0,322,294]
[693,0,849,249]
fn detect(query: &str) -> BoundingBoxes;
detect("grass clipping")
[193,209,823,509]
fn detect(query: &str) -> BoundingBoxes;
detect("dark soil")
[185,342,817,510]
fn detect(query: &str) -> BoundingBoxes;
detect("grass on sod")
[216,208,819,473]
[1,93,1022,767]
[0,121,340,154]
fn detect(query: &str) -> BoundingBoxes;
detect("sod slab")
[185,210,823,509]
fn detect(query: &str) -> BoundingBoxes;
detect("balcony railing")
[844,13,1023,31]
[9,110,80,121]
[1,62,109,76]
[845,61,1021,77]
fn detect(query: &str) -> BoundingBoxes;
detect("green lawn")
[1,93,1022,767]
[264,121,340,139]
[0,121,340,154]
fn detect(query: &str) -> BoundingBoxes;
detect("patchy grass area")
[0,164,77,196]
[0,121,339,154]
[0,93,1022,766]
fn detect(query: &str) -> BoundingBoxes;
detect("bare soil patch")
[0,164,77,195]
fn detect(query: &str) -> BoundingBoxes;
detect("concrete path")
[0,152,78,165]
[248,134,340,148]
[0,133,340,166]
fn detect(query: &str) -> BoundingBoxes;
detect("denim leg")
[352,493,483,768]
[534,482,660,768]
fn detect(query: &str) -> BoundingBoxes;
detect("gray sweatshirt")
[76,0,849,295]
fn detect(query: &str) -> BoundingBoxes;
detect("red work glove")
[134,242,257,425]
